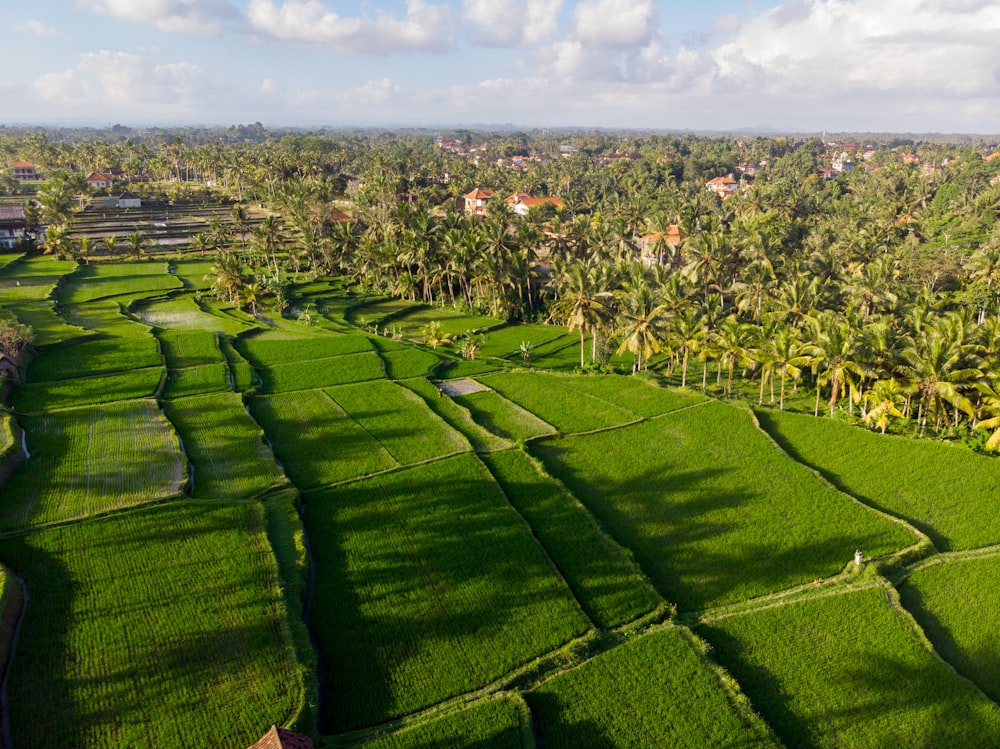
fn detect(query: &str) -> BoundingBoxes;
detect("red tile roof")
[464,188,493,200]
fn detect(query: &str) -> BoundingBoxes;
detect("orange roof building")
[504,193,565,216]
[462,187,494,214]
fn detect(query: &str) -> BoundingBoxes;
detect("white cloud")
[571,0,657,49]
[34,51,208,112]
[340,78,403,105]
[246,0,455,53]
[710,0,1000,99]
[261,78,279,95]
[714,13,742,34]
[77,0,237,35]
[15,20,68,38]
[462,0,562,47]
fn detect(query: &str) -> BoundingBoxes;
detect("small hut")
[0,353,19,382]
[246,725,314,749]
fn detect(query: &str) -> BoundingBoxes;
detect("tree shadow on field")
[897,580,1000,705]
[303,454,592,736]
[1,504,299,748]
[706,620,1000,749]
[526,691,622,749]
[528,432,898,613]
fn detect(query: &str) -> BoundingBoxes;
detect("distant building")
[462,187,494,215]
[0,205,27,249]
[638,225,685,267]
[504,192,565,216]
[706,175,738,199]
[10,161,39,181]
[85,171,111,190]
[117,191,141,209]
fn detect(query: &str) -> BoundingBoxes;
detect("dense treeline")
[5,126,1000,444]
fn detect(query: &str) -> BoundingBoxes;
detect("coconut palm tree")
[898,326,980,434]
[615,284,669,373]
[548,262,614,368]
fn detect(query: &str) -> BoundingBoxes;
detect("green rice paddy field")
[1,257,999,748]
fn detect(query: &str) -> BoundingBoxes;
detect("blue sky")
[3,1,999,132]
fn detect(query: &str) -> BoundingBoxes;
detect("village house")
[706,175,738,199]
[10,161,39,181]
[117,191,141,209]
[504,192,565,217]
[638,225,685,267]
[462,187,494,215]
[0,353,19,381]
[0,205,28,250]
[85,171,111,190]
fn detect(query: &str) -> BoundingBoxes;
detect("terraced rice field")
[899,554,1000,703]
[757,409,1000,551]
[528,628,777,748]
[163,392,285,498]
[305,453,590,731]
[532,402,918,611]
[2,502,303,748]
[700,585,1000,748]
[0,399,186,530]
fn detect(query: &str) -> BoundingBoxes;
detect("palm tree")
[715,316,754,397]
[862,379,907,434]
[548,262,614,368]
[898,326,980,434]
[809,312,864,417]
[102,235,119,257]
[767,326,816,410]
[669,306,705,388]
[127,231,148,261]
[615,284,669,373]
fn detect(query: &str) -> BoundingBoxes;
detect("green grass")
[60,300,153,337]
[899,555,1000,703]
[59,261,183,304]
[532,402,917,611]
[136,295,252,334]
[171,259,217,290]
[3,302,88,346]
[478,323,568,360]
[0,255,76,302]
[26,336,161,382]
[453,389,556,442]
[479,372,640,433]
[163,393,285,499]
[305,453,590,731]
[399,378,512,453]
[388,305,502,336]
[700,585,1000,749]
[162,363,232,399]
[235,334,373,365]
[435,357,505,378]
[218,336,258,392]
[250,390,396,488]
[3,502,303,748]
[0,399,185,530]
[349,297,421,327]
[379,347,442,379]
[481,449,661,628]
[157,329,224,368]
[260,352,385,393]
[355,697,524,749]
[757,409,1000,551]
[559,374,708,417]
[529,628,775,748]
[11,367,163,412]
[325,380,469,465]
